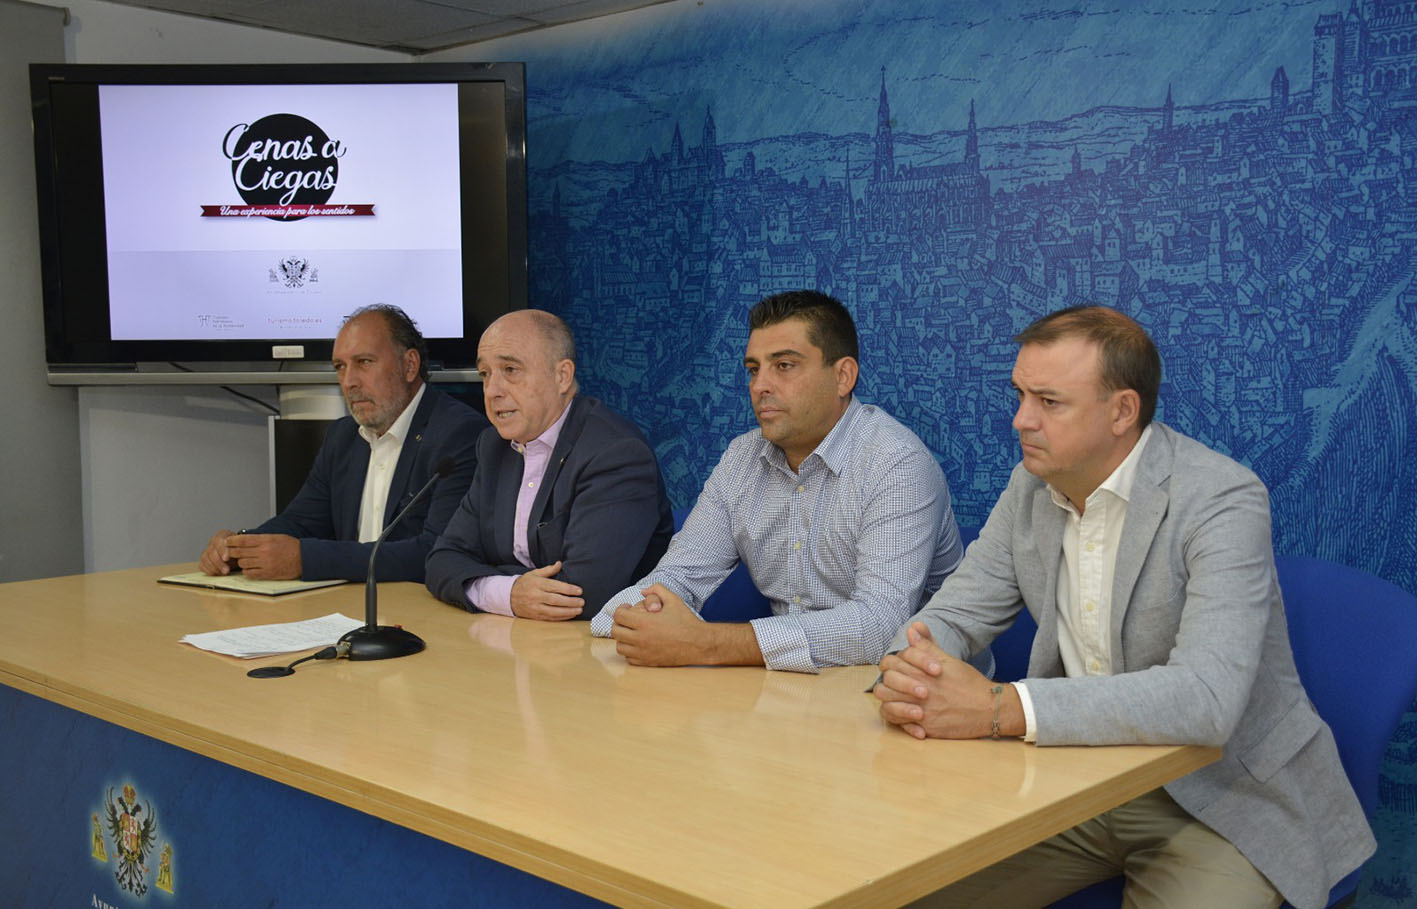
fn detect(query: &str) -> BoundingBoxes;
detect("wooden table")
[0,566,1217,907]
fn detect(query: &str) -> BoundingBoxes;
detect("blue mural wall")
[461,0,1417,903]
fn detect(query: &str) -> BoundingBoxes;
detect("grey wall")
[77,387,275,572]
[1,1,79,582]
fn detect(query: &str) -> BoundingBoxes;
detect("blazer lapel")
[525,398,586,559]
[1029,484,1068,677]
[1109,427,1174,666]
[337,440,372,540]
[490,444,522,558]
[383,388,436,529]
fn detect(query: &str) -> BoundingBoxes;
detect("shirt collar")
[511,396,574,456]
[759,395,860,476]
[1048,423,1153,514]
[358,382,425,447]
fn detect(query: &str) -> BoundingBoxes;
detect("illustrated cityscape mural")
[482,1,1417,901]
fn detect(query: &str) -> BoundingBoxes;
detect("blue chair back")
[990,608,1039,684]
[670,508,771,622]
[1274,555,1417,819]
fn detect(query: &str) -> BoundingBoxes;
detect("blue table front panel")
[0,684,606,908]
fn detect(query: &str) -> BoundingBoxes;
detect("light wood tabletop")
[0,566,1218,908]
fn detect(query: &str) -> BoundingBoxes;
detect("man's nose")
[1012,399,1034,431]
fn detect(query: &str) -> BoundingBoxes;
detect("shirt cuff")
[589,604,616,637]
[466,575,515,617]
[1013,681,1038,742]
[590,583,644,637]
[749,616,819,674]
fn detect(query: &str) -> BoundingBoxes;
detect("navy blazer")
[253,385,487,582]
[425,395,673,618]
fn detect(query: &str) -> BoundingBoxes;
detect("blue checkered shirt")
[590,398,965,672]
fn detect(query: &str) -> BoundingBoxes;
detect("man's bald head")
[477,310,579,443]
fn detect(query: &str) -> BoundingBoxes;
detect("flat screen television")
[30,62,527,371]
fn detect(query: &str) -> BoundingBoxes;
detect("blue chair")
[670,508,771,621]
[989,607,1038,685]
[1266,556,1417,907]
[988,555,1417,908]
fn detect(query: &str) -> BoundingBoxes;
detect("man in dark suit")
[197,304,487,582]
[425,310,673,620]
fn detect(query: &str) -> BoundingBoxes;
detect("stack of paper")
[181,612,365,659]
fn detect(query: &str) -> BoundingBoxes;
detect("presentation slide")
[98,83,464,341]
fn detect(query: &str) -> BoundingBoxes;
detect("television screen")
[31,63,527,370]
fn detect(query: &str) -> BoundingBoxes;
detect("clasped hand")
[199,531,302,580]
[873,621,1018,740]
[610,583,704,666]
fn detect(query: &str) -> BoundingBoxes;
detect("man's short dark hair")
[1014,305,1161,429]
[748,290,859,364]
[344,304,430,381]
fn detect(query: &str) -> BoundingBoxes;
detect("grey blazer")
[899,423,1374,909]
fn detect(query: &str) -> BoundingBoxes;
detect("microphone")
[338,456,456,661]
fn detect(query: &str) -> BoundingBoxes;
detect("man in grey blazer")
[874,306,1372,908]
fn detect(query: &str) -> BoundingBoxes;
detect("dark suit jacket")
[425,395,673,617]
[253,385,487,582]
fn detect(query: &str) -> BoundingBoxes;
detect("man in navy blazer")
[198,305,487,582]
[426,310,673,620]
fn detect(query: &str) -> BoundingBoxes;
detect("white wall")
[1,1,77,582]
[12,0,411,572]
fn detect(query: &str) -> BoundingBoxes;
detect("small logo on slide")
[200,113,373,222]
[270,256,319,288]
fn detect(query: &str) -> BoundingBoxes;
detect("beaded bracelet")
[989,684,1004,739]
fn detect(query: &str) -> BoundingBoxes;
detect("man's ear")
[1111,388,1141,436]
[555,358,576,395]
[403,347,421,383]
[835,356,860,398]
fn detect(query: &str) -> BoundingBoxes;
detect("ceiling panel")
[520,0,668,25]
[99,0,669,54]
[220,0,496,48]
[399,18,542,51]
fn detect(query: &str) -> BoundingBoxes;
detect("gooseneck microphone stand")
[337,457,454,661]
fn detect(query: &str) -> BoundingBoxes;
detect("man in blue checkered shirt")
[589,290,973,673]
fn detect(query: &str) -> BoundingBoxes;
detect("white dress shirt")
[1015,424,1153,740]
[355,383,426,543]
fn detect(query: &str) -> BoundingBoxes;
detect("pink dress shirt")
[464,401,573,615]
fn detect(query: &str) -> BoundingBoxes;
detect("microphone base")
[339,625,426,661]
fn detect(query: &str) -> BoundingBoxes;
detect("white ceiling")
[99,0,668,54]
